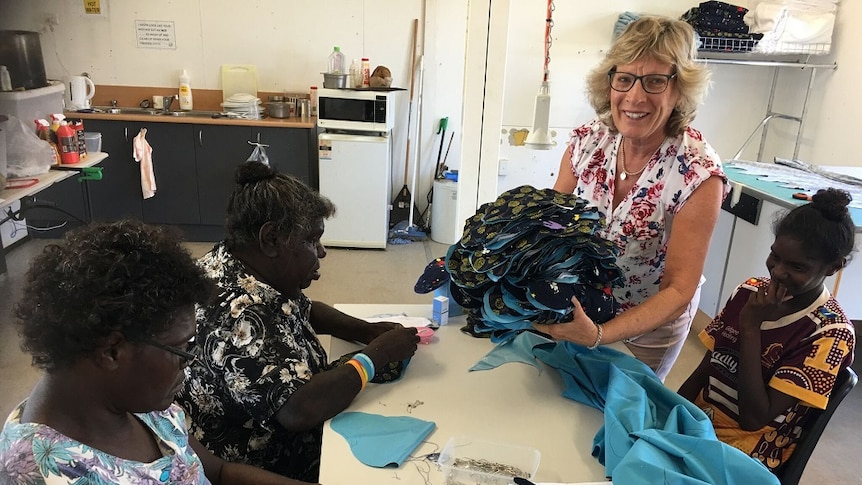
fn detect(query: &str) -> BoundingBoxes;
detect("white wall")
[487,0,855,212]
[0,0,468,219]
[2,1,858,234]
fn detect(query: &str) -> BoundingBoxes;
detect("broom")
[390,18,420,228]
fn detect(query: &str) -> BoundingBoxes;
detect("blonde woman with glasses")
[537,16,729,381]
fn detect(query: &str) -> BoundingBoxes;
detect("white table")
[320,304,611,485]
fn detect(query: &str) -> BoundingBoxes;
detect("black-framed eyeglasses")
[608,68,677,94]
[142,336,198,363]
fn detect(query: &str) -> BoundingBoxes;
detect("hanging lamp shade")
[524,0,554,150]
[524,80,552,149]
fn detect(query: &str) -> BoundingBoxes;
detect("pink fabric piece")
[133,128,156,199]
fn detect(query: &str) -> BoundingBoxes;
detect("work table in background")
[0,152,108,273]
[701,161,862,321]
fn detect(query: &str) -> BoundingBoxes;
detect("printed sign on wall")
[135,20,176,49]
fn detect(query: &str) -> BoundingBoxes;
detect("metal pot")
[267,101,291,118]
[322,72,349,89]
[0,30,48,90]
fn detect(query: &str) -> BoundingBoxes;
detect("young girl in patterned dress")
[678,188,856,474]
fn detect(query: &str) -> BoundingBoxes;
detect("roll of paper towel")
[431,180,459,244]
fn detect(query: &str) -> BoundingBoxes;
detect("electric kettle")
[67,75,95,110]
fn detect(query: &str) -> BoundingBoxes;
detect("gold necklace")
[619,139,648,181]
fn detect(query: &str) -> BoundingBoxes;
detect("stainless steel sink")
[93,106,161,115]
[162,110,220,117]
[92,107,220,118]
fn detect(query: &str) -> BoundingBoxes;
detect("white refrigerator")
[318,132,392,248]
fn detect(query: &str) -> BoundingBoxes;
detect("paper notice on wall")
[135,20,176,49]
[83,0,107,16]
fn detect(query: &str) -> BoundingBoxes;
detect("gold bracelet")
[587,323,603,350]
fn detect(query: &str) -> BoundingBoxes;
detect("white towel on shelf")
[745,0,838,53]
[132,127,156,199]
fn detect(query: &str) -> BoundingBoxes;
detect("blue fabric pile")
[471,332,780,484]
[445,185,624,340]
[613,12,640,40]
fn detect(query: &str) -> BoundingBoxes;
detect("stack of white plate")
[220,93,263,119]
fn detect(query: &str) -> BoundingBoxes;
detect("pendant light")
[524,0,555,150]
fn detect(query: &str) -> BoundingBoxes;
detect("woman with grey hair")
[537,16,729,380]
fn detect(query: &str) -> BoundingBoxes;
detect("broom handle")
[403,18,419,185]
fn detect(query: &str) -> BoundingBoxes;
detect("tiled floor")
[1,236,858,483]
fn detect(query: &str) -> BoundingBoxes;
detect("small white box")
[433,295,448,313]
[437,436,541,485]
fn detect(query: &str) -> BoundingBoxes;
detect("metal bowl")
[267,101,291,118]
[322,72,349,89]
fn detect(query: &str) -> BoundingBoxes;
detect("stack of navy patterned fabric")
[445,185,624,340]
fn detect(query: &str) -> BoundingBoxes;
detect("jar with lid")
[327,46,345,74]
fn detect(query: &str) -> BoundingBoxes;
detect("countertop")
[66,111,317,129]
[1,152,108,210]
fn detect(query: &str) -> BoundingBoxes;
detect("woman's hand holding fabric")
[531,296,598,347]
[363,327,420,369]
[363,321,404,341]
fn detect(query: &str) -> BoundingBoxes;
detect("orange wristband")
[346,358,368,389]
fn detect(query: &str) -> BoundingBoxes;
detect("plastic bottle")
[71,119,87,158]
[327,46,345,74]
[179,69,193,110]
[0,65,11,91]
[361,58,371,88]
[349,59,362,88]
[56,121,80,165]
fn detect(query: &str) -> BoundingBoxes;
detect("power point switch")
[498,158,510,176]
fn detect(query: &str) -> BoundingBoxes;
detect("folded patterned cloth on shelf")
[445,185,624,341]
[682,1,762,52]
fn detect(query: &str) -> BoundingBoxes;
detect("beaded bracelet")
[353,352,376,380]
[587,323,603,350]
[346,359,368,389]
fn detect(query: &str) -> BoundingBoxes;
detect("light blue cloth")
[330,412,436,468]
[471,332,780,485]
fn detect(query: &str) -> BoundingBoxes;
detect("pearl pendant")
[620,171,627,181]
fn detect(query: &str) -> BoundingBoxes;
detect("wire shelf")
[698,36,832,56]
[699,36,759,53]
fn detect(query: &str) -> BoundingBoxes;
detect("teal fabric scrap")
[468,330,553,372]
[471,332,779,485]
[330,412,436,468]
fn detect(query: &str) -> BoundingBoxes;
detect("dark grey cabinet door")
[84,119,143,222]
[137,122,200,225]
[194,124,253,226]
[24,174,88,238]
[254,126,316,188]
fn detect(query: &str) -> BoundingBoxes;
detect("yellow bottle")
[179,69,193,110]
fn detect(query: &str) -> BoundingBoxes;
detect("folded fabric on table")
[330,412,436,468]
[445,185,624,341]
[472,332,780,485]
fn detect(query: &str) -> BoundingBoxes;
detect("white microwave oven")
[317,88,397,132]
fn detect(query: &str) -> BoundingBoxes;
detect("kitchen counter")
[66,110,316,129]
